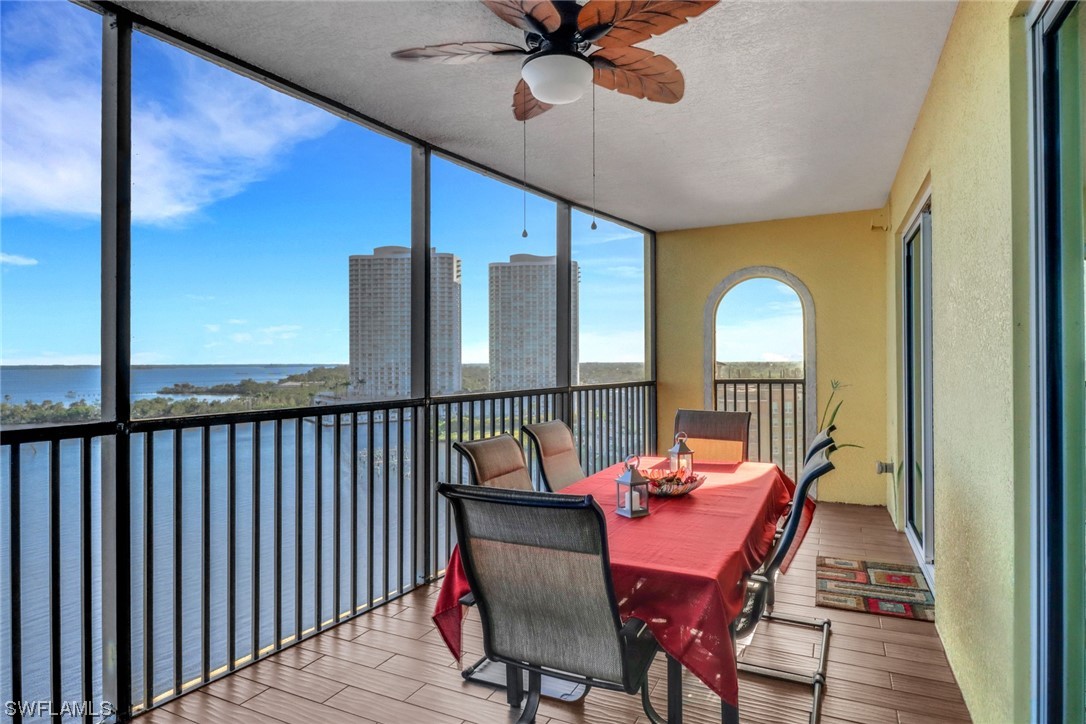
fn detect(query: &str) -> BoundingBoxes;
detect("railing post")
[411,144,432,583]
[100,8,132,721]
[556,202,572,393]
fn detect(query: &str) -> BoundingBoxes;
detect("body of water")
[0,364,438,714]
[0,364,324,405]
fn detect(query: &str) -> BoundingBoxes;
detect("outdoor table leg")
[667,654,684,723]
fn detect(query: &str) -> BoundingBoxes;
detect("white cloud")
[230,332,254,344]
[763,300,802,315]
[0,3,336,224]
[0,252,39,266]
[578,330,646,363]
[0,352,100,365]
[259,324,301,342]
[260,324,302,335]
[716,314,803,362]
[227,319,247,325]
[461,340,489,364]
[204,324,221,333]
[132,351,169,365]
[573,228,643,246]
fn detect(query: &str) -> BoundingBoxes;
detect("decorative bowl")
[641,469,706,497]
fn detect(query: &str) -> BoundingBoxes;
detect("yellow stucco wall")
[885,1,1030,721]
[656,210,887,505]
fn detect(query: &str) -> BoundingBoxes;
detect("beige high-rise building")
[348,246,461,400]
[488,254,579,391]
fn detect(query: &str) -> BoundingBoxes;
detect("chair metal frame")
[438,483,667,724]
[451,433,591,701]
[673,408,753,461]
[733,446,836,724]
[804,424,837,465]
[452,433,533,490]
[522,419,586,492]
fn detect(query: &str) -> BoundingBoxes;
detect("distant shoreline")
[0,363,344,369]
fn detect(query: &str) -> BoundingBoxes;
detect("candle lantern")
[669,432,695,476]
[615,454,650,518]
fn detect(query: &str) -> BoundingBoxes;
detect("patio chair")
[453,433,533,490]
[733,447,835,724]
[438,483,666,724]
[804,424,837,464]
[774,426,837,531]
[673,408,751,462]
[453,433,593,699]
[522,420,586,492]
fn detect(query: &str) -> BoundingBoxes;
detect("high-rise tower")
[348,246,462,399]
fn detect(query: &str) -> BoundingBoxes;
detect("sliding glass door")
[1033,1,1085,719]
[903,204,935,580]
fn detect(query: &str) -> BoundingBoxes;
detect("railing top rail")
[430,386,563,404]
[431,379,653,404]
[0,420,116,446]
[714,378,805,385]
[2,380,658,441]
[569,379,655,393]
[127,398,425,433]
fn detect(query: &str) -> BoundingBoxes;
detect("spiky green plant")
[819,379,863,452]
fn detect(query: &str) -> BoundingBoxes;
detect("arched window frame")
[703,266,818,442]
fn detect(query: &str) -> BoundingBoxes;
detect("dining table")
[432,457,815,724]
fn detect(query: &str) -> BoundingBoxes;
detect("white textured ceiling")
[116,0,956,231]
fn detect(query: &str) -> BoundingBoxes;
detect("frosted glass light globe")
[521,53,593,105]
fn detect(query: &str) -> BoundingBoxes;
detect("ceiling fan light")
[521,53,592,105]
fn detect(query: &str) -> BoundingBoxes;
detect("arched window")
[703,267,815,480]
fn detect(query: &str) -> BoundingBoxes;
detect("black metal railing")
[714,378,805,481]
[1,380,655,721]
[424,380,656,580]
[124,402,421,711]
[1,423,113,724]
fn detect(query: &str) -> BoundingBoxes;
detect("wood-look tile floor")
[140,503,971,724]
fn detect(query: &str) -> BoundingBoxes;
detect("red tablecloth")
[432,459,814,709]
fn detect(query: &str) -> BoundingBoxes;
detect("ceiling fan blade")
[513,79,554,121]
[391,42,527,64]
[578,1,718,48]
[482,0,563,35]
[591,46,684,103]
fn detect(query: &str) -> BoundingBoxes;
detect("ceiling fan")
[391,0,719,120]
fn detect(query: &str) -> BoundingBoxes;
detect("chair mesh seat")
[439,483,660,706]
[455,434,534,490]
[523,420,586,492]
[674,409,752,462]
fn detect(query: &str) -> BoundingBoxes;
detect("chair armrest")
[459,591,475,607]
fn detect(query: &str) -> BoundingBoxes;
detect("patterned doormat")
[815,557,934,621]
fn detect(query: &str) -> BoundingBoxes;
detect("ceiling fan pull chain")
[591,82,598,231]
[521,104,528,238]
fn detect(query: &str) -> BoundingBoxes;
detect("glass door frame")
[901,200,935,589]
[1030,0,1085,719]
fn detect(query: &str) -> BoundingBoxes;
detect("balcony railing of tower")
[0,379,655,720]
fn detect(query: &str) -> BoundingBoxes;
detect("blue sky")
[0,0,796,368]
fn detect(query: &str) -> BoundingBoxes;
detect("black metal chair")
[453,433,534,490]
[438,483,666,724]
[804,424,837,464]
[673,408,752,462]
[522,420,586,492]
[774,426,837,534]
[452,433,589,700]
[733,447,836,724]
